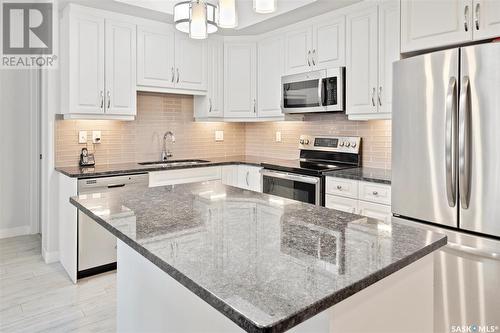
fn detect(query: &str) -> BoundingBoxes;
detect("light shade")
[253,0,277,13]
[190,1,207,39]
[174,1,190,33]
[206,2,218,33]
[218,0,238,28]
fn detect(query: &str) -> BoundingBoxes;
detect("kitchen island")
[70,181,446,333]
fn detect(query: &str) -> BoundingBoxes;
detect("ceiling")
[58,0,362,35]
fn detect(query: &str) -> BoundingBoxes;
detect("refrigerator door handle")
[459,76,471,209]
[445,77,457,207]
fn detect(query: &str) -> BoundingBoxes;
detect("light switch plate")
[78,131,87,144]
[275,131,282,142]
[215,130,224,141]
[92,131,101,144]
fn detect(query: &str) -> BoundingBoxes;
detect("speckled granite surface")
[326,167,392,184]
[70,181,445,333]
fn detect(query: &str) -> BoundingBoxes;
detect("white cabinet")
[194,38,224,118]
[174,33,207,91]
[237,165,263,192]
[224,42,257,119]
[325,176,392,223]
[257,35,285,118]
[221,165,239,187]
[346,1,400,120]
[401,0,472,52]
[401,0,500,53]
[137,23,175,89]
[60,5,137,120]
[137,22,207,93]
[284,15,346,75]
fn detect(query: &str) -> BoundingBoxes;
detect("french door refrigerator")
[392,42,500,239]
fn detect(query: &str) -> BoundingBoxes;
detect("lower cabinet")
[325,176,392,223]
[221,165,262,193]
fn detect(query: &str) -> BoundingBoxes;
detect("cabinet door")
[69,13,105,114]
[401,0,473,53]
[221,165,239,187]
[284,27,313,74]
[224,43,257,118]
[357,200,392,223]
[346,5,378,116]
[325,195,358,214]
[207,39,223,117]
[258,35,284,118]
[237,166,262,192]
[137,24,175,88]
[105,20,136,116]
[473,0,500,40]
[174,33,207,91]
[312,16,346,69]
[378,0,400,115]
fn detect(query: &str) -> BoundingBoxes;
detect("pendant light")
[253,0,277,14]
[190,0,207,39]
[218,0,238,28]
[174,0,218,39]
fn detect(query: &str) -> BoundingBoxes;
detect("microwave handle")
[318,78,323,107]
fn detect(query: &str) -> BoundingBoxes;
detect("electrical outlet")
[275,131,282,142]
[78,131,87,144]
[92,131,101,144]
[215,130,224,141]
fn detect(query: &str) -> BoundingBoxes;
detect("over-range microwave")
[281,67,345,114]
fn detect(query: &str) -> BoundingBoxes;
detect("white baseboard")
[0,226,31,239]
[42,247,59,264]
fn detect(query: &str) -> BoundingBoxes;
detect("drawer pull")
[337,185,342,190]
[372,191,378,195]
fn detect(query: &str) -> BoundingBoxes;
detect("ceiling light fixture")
[218,0,238,28]
[253,0,277,14]
[174,0,218,39]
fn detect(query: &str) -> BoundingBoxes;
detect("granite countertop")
[70,181,445,333]
[326,167,392,185]
[55,156,391,184]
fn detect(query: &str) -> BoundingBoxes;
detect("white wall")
[0,69,40,238]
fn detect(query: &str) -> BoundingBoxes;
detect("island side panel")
[116,239,244,333]
[58,173,78,283]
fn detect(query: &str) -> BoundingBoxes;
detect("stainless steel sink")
[138,159,210,167]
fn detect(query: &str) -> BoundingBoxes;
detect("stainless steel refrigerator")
[392,42,500,239]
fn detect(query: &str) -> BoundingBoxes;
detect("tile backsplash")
[55,93,391,169]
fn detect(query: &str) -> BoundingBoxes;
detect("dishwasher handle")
[107,183,126,189]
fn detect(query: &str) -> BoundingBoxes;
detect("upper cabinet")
[224,42,257,119]
[194,38,224,119]
[346,0,400,120]
[284,14,346,75]
[60,5,136,120]
[401,0,500,53]
[257,35,285,118]
[136,22,207,94]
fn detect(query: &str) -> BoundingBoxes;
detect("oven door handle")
[260,169,320,184]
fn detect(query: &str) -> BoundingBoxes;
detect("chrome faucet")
[161,131,176,161]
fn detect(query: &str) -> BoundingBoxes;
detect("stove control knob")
[351,142,357,148]
[345,142,351,147]
[299,139,305,144]
[304,139,310,145]
[339,141,344,147]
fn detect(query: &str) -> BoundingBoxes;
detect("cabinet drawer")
[149,166,221,187]
[325,195,358,214]
[358,181,391,205]
[325,177,358,198]
[358,200,392,223]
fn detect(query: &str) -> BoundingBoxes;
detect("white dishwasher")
[77,173,148,278]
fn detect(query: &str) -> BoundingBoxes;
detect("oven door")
[281,70,326,113]
[260,169,321,205]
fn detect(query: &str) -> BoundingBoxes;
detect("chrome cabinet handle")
[209,98,212,113]
[459,76,471,209]
[312,49,316,66]
[307,50,311,67]
[106,91,111,109]
[371,87,376,106]
[378,86,382,106]
[475,3,480,30]
[253,98,256,113]
[171,67,174,82]
[176,68,180,83]
[246,171,249,186]
[464,5,469,32]
[100,91,104,110]
[445,77,457,207]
